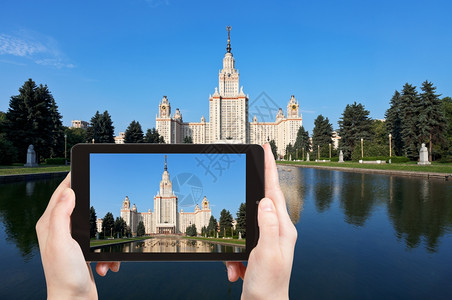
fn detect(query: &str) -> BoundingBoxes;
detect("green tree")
[219,209,233,237]
[269,139,278,160]
[418,81,447,161]
[338,102,373,160]
[5,79,64,162]
[442,97,452,159]
[285,143,294,160]
[137,221,145,236]
[124,120,144,143]
[86,110,115,143]
[201,226,207,237]
[385,90,404,156]
[293,126,310,159]
[89,206,97,238]
[312,115,333,158]
[207,215,218,237]
[399,83,421,160]
[144,128,165,143]
[0,112,18,165]
[64,127,86,155]
[183,136,193,143]
[236,203,246,238]
[185,224,197,236]
[102,212,115,237]
[114,217,128,237]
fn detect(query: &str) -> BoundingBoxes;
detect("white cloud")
[0,31,74,69]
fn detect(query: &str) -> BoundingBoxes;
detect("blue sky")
[90,153,246,220]
[0,0,451,134]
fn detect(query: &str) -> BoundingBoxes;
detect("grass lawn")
[0,164,70,176]
[90,236,153,247]
[276,160,452,174]
[183,236,246,245]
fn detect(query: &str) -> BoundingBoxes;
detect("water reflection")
[0,177,63,259]
[93,236,245,253]
[278,166,305,224]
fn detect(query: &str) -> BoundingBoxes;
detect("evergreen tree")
[201,226,207,237]
[418,81,446,161]
[294,126,310,159]
[137,221,146,236]
[113,217,127,237]
[338,102,372,160]
[86,111,115,143]
[102,212,115,237]
[48,97,64,158]
[385,90,404,156]
[219,209,233,237]
[312,115,333,158]
[236,203,246,238]
[89,206,97,238]
[269,139,278,160]
[285,143,294,160]
[185,224,197,236]
[0,111,18,164]
[183,136,193,143]
[399,83,421,159]
[64,127,86,154]
[144,128,165,143]
[442,97,452,159]
[207,215,218,237]
[124,120,144,143]
[5,79,64,162]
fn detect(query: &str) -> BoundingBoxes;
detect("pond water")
[0,167,451,299]
[93,237,245,253]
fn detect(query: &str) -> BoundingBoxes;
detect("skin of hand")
[226,143,298,300]
[36,173,120,300]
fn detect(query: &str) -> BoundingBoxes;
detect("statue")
[418,143,431,165]
[24,145,38,167]
[339,150,344,163]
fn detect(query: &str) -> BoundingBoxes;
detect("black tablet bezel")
[71,143,263,261]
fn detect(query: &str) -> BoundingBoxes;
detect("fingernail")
[260,198,274,212]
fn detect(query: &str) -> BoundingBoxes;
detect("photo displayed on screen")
[89,153,246,253]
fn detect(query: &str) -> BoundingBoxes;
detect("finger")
[263,144,286,208]
[47,188,75,241]
[109,262,120,272]
[257,198,280,251]
[226,262,246,282]
[96,263,110,277]
[39,173,71,224]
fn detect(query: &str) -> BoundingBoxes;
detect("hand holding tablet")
[35,143,297,299]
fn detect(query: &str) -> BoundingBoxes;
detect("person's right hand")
[226,143,298,300]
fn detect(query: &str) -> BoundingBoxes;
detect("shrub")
[44,157,68,165]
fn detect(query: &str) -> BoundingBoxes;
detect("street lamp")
[317,145,320,160]
[92,138,95,144]
[64,134,67,165]
[389,134,392,158]
[361,138,364,158]
[329,143,332,160]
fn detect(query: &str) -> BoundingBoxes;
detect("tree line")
[284,81,451,162]
[0,79,165,165]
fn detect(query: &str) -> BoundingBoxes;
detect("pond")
[0,167,451,299]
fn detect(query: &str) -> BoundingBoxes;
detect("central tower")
[209,26,249,143]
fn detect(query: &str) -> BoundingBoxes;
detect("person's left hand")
[36,173,120,300]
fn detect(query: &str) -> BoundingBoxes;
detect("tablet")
[71,143,264,261]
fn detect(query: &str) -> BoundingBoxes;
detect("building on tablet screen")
[155,27,302,156]
[120,155,211,236]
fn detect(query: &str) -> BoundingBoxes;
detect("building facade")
[156,28,302,156]
[120,156,211,235]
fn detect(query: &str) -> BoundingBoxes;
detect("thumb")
[257,198,280,249]
[48,188,76,240]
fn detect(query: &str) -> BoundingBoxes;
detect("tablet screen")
[89,153,246,253]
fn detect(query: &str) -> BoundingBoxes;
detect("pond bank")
[0,171,68,183]
[277,162,452,181]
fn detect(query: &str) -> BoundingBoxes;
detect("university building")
[156,28,302,156]
[119,155,211,235]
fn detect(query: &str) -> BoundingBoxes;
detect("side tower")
[154,155,178,234]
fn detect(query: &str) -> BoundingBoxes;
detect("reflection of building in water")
[278,166,304,224]
[120,156,211,235]
[93,237,245,253]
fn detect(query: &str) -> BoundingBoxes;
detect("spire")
[164,155,167,171]
[226,25,232,53]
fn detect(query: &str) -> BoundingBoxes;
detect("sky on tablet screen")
[90,153,246,220]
